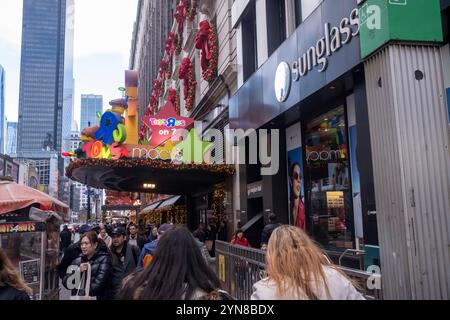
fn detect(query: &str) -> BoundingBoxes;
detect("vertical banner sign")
[347,95,364,240]
[286,122,306,230]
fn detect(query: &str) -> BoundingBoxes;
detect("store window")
[304,106,354,251]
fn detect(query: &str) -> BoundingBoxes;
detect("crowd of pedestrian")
[53,220,232,300]
[1,212,364,300]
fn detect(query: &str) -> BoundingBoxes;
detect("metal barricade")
[215,241,383,300]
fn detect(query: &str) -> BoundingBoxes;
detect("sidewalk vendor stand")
[0,179,69,300]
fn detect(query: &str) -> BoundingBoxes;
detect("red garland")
[159,59,166,82]
[165,33,175,79]
[174,1,186,50]
[166,58,172,80]
[179,57,197,112]
[168,88,181,115]
[174,33,182,55]
[66,158,235,182]
[187,0,198,21]
[195,20,218,82]
[165,32,175,57]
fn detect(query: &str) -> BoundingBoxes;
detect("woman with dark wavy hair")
[0,248,32,300]
[118,227,224,300]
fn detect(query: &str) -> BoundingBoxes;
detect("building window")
[294,0,323,27]
[294,0,303,27]
[304,106,354,251]
[266,0,287,56]
[241,1,258,82]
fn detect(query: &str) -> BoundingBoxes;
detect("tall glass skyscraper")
[80,95,103,130]
[17,0,67,173]
[6,122,18,155]
[62,0,75,168]
[0,65,5,154]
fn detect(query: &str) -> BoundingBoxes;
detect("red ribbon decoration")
[179,57,197,111]
[195,20,217,82]
[165,32,175,56]
[174,1,186,46]
[168,88,180,115]
[195,20,211,71]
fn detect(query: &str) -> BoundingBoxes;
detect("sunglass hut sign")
[275,7,360,102]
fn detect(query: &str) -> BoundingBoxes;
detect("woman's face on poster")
[292,164,301,198]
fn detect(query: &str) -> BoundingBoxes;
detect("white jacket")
[251,266,365,300]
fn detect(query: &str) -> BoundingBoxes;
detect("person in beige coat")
[251,225,365,300]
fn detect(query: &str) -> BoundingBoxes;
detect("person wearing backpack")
[118,227,230,300]
[137,223,174,268]
[109,227,140,298]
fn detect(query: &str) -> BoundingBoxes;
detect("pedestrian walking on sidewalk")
[118,227,227,300]
[251,225,365,300]
[110,227,140,298]
[0,248,32,300]
[231,229,251,247]
[60,225,72,253]
[127,223,147,250]
[137,223,174,268]
[63,231,113,300]
[260,213,281,247]
[98,226,112,248]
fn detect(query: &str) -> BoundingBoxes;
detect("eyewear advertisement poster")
[286,122,306,231]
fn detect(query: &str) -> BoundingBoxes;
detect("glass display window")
[304,106,354,251]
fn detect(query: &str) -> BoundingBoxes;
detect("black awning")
[159,195,182,208]
[67,159,234,195]
[139,200,164,215]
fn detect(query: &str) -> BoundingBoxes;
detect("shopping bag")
[70,263,96,300]
[205,240,213,252]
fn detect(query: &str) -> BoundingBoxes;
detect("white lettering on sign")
[306,148,346,163]
[292,8,360,80]
[247,185,262,197]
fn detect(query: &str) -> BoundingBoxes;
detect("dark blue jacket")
[137,239,159,267]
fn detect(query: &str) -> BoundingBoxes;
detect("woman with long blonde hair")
[251,225,364,300]
[0,248,32,300]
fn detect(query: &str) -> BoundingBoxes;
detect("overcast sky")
[0,0,138,126]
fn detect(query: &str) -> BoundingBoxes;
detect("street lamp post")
[87,186,91,222]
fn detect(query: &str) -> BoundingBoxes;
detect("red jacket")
[231,237,251,247]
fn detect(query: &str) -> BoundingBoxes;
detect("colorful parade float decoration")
[65,70,234,225]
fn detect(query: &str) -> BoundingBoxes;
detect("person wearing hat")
[137,223,174,268]
[57,224,109,280]
[110,227,140,298]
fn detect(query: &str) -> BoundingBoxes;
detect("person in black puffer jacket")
[63,231,113,300]
[58,224,98,280]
